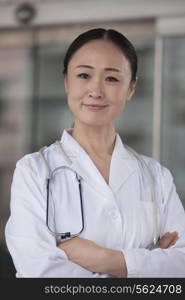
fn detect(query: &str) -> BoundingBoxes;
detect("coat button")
[110,208,119,219]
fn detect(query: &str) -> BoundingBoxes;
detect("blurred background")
[0,0,185,278]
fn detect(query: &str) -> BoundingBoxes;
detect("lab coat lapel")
[59,130,113,198]
[70,156,113,198]
[58,130,137,197]
[109,135,137,193]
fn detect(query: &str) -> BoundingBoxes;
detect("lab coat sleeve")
[5,156,70,278]
[122,164,185,278]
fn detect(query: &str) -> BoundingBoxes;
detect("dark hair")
[63,28,137,82]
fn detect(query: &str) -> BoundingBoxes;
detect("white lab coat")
[5,129,185,278]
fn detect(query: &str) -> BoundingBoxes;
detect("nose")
[88,80,104,99]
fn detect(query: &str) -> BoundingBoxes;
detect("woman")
[5,28,185,278]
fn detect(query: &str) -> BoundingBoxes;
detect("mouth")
[83,104,108,111]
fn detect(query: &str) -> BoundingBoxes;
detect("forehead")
[68,39,130,70]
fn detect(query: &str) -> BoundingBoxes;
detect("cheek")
[109,86,126,105]
[67,83,83,114]
[67,81,85,101]
[108,86,129,117]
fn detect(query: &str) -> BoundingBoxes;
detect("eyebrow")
[75,65,121,72]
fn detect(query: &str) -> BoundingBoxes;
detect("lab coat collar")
[60,128,84,159]
[109,134,137,193]
[57,129,137,197]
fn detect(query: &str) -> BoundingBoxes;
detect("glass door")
[0,29,34,277]
[161,36,185,204]
[0,21,155,277]
[0,22,156,243]
[36,22,155,155]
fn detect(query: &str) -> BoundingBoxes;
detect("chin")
[79,118,111,128]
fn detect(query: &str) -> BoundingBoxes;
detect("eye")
[77,73,89,79]
[106,76,119,82]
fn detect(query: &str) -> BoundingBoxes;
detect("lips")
[83,104,108,111]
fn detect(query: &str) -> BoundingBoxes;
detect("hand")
[157,231,178,249]
[58,237,127,277]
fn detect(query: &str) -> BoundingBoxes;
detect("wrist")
[100,248,127,277]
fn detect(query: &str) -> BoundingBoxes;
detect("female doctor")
[5,28,185,278]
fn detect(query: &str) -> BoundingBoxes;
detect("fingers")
[168,232,179,247]
[157,231,179,249]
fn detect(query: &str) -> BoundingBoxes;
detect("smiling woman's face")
[64,39,136,128]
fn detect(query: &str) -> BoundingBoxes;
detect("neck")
[71,121,116,157]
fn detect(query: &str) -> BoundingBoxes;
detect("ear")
[127,78,137,102]
[64,75,68,93]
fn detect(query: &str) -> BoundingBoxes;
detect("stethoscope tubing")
[45,167,85,239]
[40,141,159,245]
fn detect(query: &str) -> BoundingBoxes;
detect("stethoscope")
[39,141,159,248]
